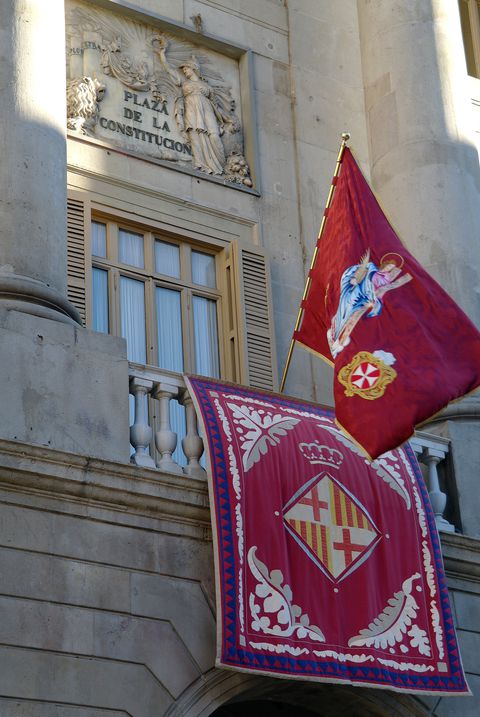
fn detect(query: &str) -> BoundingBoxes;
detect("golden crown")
[299,442,343,468]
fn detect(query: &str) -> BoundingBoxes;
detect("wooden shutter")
[228,241,278,391]
[66,190,90,326]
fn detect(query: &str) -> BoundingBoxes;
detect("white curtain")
[170,399,187,466]
[119,230,144,268]
[192,250,216,287]
[92,222,107,258]
[155,240,180,278]
[92,267,109,334]
[120,276,146,363]
[193,296,220,377]
[156,287,183,372]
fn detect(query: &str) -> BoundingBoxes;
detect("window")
[459,0,480,78]
[90,218,222,378]
[67,189,278,395]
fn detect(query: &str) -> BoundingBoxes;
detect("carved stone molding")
[65,0,253,186]
[0,437,210,536]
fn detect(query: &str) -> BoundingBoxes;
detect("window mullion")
[183,288,195,373]
[111,268,120,340]
[471,0,480,77]
[145,277,155,366]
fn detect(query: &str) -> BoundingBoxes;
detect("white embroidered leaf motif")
[408,624,431,656]
[248,546,325,642]
[372,454,411,509]
[228,403,299,471]
[348,574,421,650]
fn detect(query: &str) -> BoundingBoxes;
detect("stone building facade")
[0,1,479,715]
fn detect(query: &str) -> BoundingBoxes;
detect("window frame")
[67,182,279,392]
[90,209,226,378]
[459,0,480,78]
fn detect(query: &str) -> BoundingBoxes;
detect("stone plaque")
[65,1,252,186]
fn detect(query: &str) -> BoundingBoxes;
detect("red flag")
[295,147,480,459]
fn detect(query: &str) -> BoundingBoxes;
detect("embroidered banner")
[186,376,470,695]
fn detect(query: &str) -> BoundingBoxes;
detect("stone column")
[357,0,480,325]
[358,0,480,537]
[0,0,79,323]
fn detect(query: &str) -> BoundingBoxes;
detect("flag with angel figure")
[186,375,470,695]
[294,147,480,460]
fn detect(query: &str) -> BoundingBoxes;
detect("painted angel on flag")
[327,250,412,358]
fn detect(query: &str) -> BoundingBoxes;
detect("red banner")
[295,148,480,459]
[186,376,469,695]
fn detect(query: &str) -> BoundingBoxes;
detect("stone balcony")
[0,362,477,712]
[128,363,458,536]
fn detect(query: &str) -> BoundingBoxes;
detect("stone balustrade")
[410,431,455,534]
[129,364,206,480]
[128,365,457,532]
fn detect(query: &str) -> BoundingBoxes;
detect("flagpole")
[279,132,350,393]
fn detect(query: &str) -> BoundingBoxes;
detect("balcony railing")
[129,364,456,532]
[129,363,206,481]
[410,432,455,533]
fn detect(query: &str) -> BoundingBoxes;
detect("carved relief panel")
[65,1,253,187]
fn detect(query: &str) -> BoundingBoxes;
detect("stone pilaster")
[358,0,480,325]
[358,0,480,538]
[0,0,79,323]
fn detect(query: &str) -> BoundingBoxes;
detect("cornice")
[0,438,210,534]
[0,438,479,580]
[440,531,480,584]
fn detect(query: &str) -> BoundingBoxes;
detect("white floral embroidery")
[430,600,444,660]
[411,480,428,538]
[348,573,431,656]
[249,642,309,656]
[377,658,434,672]
[228,403,299,471]
[228,444,241,500]
[408,624,431,656]
[238,567,245,637]
[235,503,244,562]
[312,650,374,663]
[371,453,411,509]
[248,546,325,642]
[422,541,436,597]
[223,393,321,421]
[422,540,444,660]
[214,398,232,442]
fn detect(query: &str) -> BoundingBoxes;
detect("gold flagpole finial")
[341,132,351,142]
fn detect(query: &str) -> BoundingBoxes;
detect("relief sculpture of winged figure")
[67,3,246,178]
[151,35,240,175]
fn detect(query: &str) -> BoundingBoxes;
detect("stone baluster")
[129,377,156,468]
[153,383,183,474]
[421,448,455,534]
[180,391,207,480]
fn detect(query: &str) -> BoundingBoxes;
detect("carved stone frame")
[66,0,260,194]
